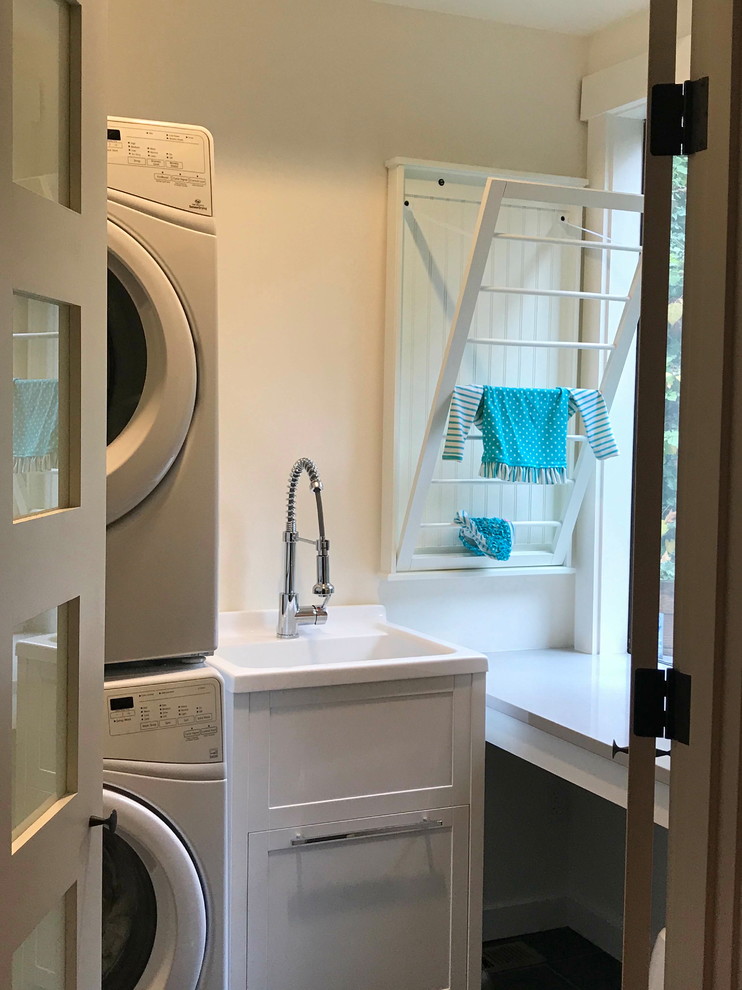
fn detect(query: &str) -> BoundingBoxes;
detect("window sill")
[381,566,576,582]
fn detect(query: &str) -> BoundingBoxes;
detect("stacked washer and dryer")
[102,118,226,990]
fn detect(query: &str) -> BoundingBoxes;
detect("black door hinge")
[633,667,692,745]
[650,77,709,156]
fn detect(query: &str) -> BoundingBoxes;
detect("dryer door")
[106,218,197,524]
[102,789,207,990]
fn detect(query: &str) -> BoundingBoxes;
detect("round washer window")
[107,268,148,446]
[102,828,158,990]
[100,789,207,990]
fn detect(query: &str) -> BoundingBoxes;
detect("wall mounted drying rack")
[391,174,644,573]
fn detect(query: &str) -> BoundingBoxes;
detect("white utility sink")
[209,605,487,692]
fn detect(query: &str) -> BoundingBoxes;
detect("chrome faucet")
[277,458,334,638]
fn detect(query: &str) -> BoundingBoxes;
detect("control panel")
[107,116,213,216]
[104,675,223,764]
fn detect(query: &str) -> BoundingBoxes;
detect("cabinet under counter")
[213,658,486,990]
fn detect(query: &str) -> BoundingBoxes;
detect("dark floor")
[481,927,621,990]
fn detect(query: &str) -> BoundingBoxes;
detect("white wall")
[586,0,691,75]
[107,0,589,648]
[586,9,649,74]
[381,573,575,653]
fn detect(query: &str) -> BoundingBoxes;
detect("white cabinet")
[221,671,485,990]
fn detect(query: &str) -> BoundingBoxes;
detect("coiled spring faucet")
[277,458,334,638]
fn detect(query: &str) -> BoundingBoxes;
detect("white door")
[0,0,107,987]
[624,0,742,987]
[660,0,742,985]
[620,4,680,987]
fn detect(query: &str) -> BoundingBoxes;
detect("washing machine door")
[101,789,207,990]
[106,218,197,525]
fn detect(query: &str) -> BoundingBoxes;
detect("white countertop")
[484,648,670,823]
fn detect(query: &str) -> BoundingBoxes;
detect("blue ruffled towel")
[454,510,514,560]
[13,379,59,473]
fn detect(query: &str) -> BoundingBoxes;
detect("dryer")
[102,664,227,990]
[105,117,218,664]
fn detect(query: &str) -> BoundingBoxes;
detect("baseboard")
[483,895,623,961]
[565,896,623,960]
[482,896,572,942]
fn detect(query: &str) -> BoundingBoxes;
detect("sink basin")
[209,605,487,692]
[217,629,450,667]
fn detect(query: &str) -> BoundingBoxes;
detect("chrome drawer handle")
[291,818,445,847]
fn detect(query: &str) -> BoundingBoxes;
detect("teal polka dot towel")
[479,386,571,484]
[444,384,619,485]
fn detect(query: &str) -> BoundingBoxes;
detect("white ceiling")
[372,0,649,36]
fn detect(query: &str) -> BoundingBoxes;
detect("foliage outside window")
[660,156,687,657]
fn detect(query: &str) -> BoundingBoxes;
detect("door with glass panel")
[624,0,742,986]
[658,0,742,982]
[0,0,107,987]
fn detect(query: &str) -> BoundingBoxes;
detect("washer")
[105,117,218,665]
[102,665,227,990]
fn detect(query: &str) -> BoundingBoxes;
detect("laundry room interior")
[105,0,673,985]
[6,0,697,987]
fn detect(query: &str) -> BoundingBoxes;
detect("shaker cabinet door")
[246,806,470,990]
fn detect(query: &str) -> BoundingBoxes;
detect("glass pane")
[102,829,157,988]
[13,293,70,519]
[12,0,71,206]
[12,892,69,990]
[12,604,68,843]
[659,157,687,665]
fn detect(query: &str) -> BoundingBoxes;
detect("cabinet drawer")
[246,806,470,990]
[244,675,471,831]
[243,676,473,829]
